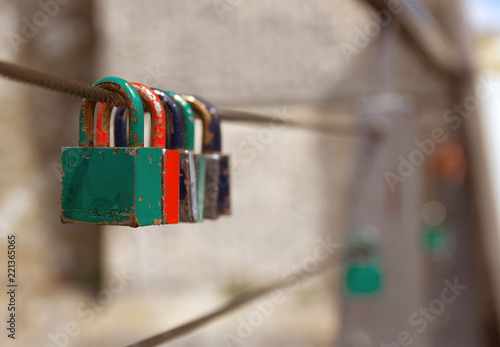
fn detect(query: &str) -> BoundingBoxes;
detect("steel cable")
[0,60,128,106]
[0,60,364,136]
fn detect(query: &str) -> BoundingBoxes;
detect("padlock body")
[61,147,162,227]
[344,260,384,298]
[203,154,221,220]
[195,155,207,222]
[218,154,231,216]
[178,150,198,223]
[162,149,180,224]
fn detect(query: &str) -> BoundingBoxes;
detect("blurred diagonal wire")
[0,60,363,136]
[126,261,336,347]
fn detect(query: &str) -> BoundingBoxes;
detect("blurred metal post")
[423,0,496,346]
[339,24,428,347]
[340,97,426,347]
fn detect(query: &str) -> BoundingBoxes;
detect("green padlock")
[344,229,384,298]
[421,224,452,257]
[61,77,163,227]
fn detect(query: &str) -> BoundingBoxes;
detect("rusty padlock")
[194,96,231,216]
[61,77,163,227]
[168,90,205,222]
[182,95,226,219]
[101,82,180,224]
[166,91,206,222]
[153,88,200,223]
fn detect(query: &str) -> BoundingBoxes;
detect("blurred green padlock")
[344,229,384,298]
[421,224,452,257]
[61,77,163,227]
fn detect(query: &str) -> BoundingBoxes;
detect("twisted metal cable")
[0,60,365,136]
[0,60,128,106]
[218,109,363,136]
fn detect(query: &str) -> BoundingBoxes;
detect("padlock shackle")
[345,229,380,259]
[166,91,195,151]
[130,83,166,148]
[181,95,221,154]
[96,83,167,148]
[79,77,144,147]
[152,88,185,150]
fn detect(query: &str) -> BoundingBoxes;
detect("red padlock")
[95,82,180,224]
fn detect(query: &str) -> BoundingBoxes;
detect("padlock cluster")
[60,77,231,227]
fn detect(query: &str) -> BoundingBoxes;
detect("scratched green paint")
[167,91,195,150]
[61,147,162,227]
[195,155,206,222]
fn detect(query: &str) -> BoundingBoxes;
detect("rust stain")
[82,81,133,147]
[96,81,133,109]
[125,148,138,157]
[129,82,165,148]
[95,103,114,146]
[203,129,215,148]
[81,99,97,146]
[148,155,152,164]
[181,95,216,153]
[153,218,161,225]
[113,148,120,155]
[139,195,143,202]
